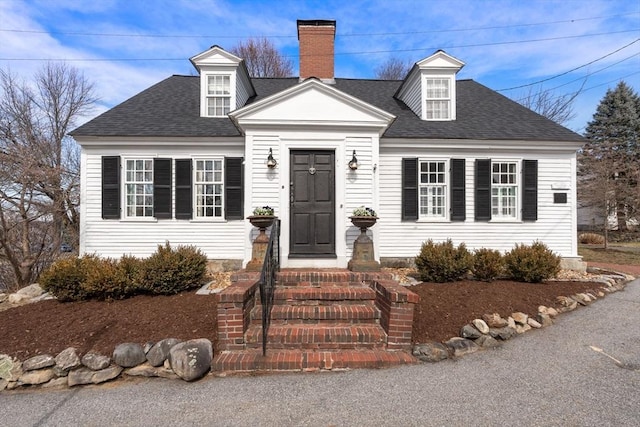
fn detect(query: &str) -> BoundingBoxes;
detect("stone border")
[1,270,634,392]
[1,338,214,391]
[412,270,633,362]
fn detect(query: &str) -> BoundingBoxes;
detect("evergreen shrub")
[504,241,561,283]
[138,242,208,295]
[415,239,473,283]
[472,248,505,282]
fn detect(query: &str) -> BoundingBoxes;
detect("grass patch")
[578,245,640,265]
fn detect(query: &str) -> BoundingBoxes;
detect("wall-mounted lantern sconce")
[266,148,277,168]
[348,150,358,170]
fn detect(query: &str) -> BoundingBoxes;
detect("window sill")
[189,218,227,223]
[416,218,450,223]
[489,219,522,223]
[120,217,158,223]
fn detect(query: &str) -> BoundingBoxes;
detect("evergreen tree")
[580,81,640,233]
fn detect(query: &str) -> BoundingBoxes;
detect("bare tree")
[374,57,412,80]
[517,81,585,127]
[0,63,96,290]
[230,38,293,78]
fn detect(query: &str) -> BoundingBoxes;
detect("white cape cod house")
[71,20,586,271]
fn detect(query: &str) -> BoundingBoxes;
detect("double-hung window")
[491,161,518,219]
[425,78,450,120]
[194,159,224,218]
[419,160,447,218]
[125,159,154,218]
[206,75,231,117]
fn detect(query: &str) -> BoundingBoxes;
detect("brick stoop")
[214,269,419,373]
[212,349,416,373]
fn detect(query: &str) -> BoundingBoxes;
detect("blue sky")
[1,0,639,133]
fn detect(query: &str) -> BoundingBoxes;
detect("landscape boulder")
[81,353,111,371]
[460,324,482,339]
[444,337,479,357]
[113,343,146,368]
[413,342,449,362]
[22,354,55,371]
[169,339,213,381]
[55,347,81,373]
[20,368,55,385]
[146,338,181,367]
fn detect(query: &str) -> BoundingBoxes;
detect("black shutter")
[101,156,120,219]
[402,158,418,221]
[522,159,538,221]
[475,159,491,221]
[225,157,243,220]
[153,158,172,219]
[450,159,466,221]
[175,159,192,220]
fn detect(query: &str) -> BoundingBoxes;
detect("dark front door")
[290,150,335,257]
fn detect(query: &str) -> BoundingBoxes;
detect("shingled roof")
[71,75,584,142]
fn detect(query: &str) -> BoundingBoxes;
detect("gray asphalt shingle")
[71,75,584,142]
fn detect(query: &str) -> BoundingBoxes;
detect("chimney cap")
[297,19,336,39]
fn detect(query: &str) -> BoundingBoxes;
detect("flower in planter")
[352,206,377,217]
[252,206,274,216]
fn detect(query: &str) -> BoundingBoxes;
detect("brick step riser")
[212,349,416,373]
[244,325,387,350]
[266,299,378,307]
[250,306,381,324]
[276,282,369,287]
[271,291,377,302]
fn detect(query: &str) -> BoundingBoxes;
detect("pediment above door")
[229,78,395,132]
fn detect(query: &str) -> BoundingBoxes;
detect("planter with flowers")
[247,206,276,271]
[348,206,380,272]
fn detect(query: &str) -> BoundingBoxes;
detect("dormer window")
[395,50,464,122]
[207,74,231,117]
[190,45,256,118]
[425,78,451,120]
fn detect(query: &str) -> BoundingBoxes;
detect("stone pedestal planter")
[246,216,276,271]
[348,216,380,272]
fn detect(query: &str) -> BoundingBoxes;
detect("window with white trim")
[419,160,447,218]
[491,161,518,219]
[194,159,224,218]
[206,75,231,117]
[125,159,153,217]
[425,78,450,120]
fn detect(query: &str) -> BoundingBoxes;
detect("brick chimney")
[297,20,336,82]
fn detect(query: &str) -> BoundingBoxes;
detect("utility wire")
[0,11,637,39]
[2,30,638,62]
[496,38,640,91]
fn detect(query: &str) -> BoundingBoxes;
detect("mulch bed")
[0,277,611,361]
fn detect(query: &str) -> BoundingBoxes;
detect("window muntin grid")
[419,160,447,218]
[125,159,153,217]
[195,159,223,218]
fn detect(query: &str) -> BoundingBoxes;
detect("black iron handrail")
[258,219,280,356]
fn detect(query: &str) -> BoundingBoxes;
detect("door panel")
[290,150,335,257]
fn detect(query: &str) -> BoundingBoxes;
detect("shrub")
[415,239,473,283]
[504,241,561,283]
[138,242,208,295]
[82,256,140,300]
[472,248,505,281]
[578,232,605,245]
[39,255,95,302]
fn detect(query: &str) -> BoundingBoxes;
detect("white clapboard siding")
[81,144,246,259]
[344,136,376,256]
[377,148,577,258]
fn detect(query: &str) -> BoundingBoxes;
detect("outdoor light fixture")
[266,148,277,168]
[348,150,358,170]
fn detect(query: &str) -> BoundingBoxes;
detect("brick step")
[251,304,380,324]
[212,349,417,373]
[276,270,393,286]
[245,324,387,350]
[272,286,377,303]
